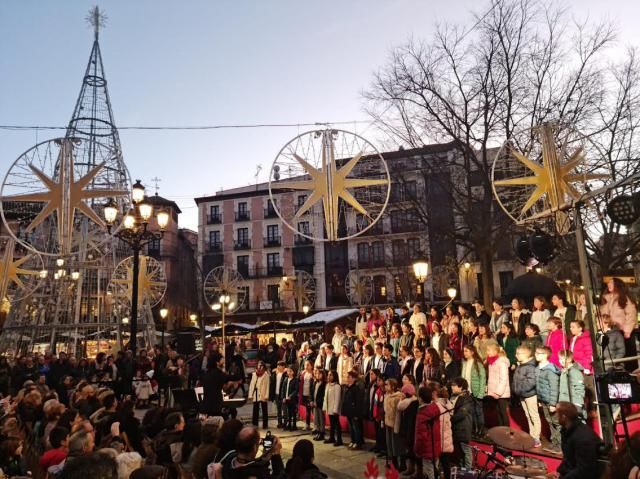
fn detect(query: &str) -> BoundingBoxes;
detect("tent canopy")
[296,308,358,327]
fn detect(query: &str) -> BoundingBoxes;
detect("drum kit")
[451,427,553,479]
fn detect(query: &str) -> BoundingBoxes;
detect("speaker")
[176,334,195,355]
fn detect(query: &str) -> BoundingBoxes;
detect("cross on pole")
[150,177,161,195]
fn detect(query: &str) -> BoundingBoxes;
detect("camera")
[596,369,640,404]
[261,430,273,450]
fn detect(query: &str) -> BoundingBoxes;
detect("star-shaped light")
[494,123,608,220]
[3,140,128,255]
[111,256,165,306]
[277,132,388,241]
[0,238,40,302]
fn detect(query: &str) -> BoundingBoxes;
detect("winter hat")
[401,384,415,396]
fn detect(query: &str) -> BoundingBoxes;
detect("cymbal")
[506,465,548,477]
[487,426,535,450]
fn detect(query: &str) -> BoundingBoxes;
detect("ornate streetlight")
[103,180,169,355]
[159,307,168,349]
[211,295,234,358]
[412,256,429,303]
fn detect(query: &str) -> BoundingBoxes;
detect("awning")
[253,321,292,333]
[295,308,358,327]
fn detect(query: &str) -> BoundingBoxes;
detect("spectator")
[190,418,221,479]
[283,439,327,479]
[39,426,69,471]
[556,402,602,479]
[220,426,284,479]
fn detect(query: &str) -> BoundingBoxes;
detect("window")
[267,224,279,241]
[237,228,249,244]
[210,205,219,216]
[267,253,280,269]
[267,284,280,304]
[371,241,385,266]
[357,243,370,265]
[237,255,249,276]
[499,271,514,295]
[209,230,220,246]
[297,195,307,207]
[238,286,250,310]
[405,181,417,199]
[394,274,406,302]
[298,221,310,235]
[373,275,387,303]
[390,210,403,231]
[238,202,248,214]
[147,238,161,257]
[392,240,406,264]
[407,238,421,258]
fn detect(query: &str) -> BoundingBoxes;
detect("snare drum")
[450,467,504,478]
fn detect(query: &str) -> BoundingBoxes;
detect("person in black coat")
[341,371,364,449]
[451,378,474,469]
[556,402,602,479]
[201,353,241,417]
[399,346,415,379]
[381,344,400,380]
[282,367,299,431]
[441,348,461,385]
[312,369,327,441]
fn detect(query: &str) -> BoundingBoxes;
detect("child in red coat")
[545,317,567,368]
[414,384,441,479]
[569,320,593,374]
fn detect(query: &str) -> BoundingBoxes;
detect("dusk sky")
[1,1,639,230]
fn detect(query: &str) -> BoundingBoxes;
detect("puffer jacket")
[546,329,567,369]
[570,331,593,374]
[512,359,538,399]
[437,399,454,453]
[384,391,405,428]
[414,402,441,460]
[451,392,473,442]
[461,359,486,398]
[487,356,510,399]
[322,382,342,415]
[536,362,560,405]
[559,363,585,407]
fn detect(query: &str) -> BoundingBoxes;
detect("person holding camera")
[219,426,284,479]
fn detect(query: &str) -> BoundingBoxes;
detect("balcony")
[391,222,421,234]
[237,265,250,278]
[235,211,251,222]
[206,241,222,252]
[264,207,278,219]
[248,266,284,278]
[234,239,251,250]
[360,223,385,236]
[206,214,222,224]
[294,235,313,245]
[358,258,386,269]
[266,265,283,277]
[264,236,282,247]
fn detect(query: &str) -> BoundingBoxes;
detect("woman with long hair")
[473,323,499,362]
[422,348,443,385]
[415,324,429,351]
[531,296,551,339]
[311,368,327,441]
[284,439,327,479]
[499,322,519,369]
[462,344,487,437]
[448,322,463,361]
[367,307,384,337]
[601,277,638,358]
[430,321,449,356]
[509,297,530,340]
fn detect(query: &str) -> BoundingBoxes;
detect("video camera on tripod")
[596,368,640,404]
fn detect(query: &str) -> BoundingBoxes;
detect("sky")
[1,1,640,231]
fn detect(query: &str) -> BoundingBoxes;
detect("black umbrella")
[503,271,563,306]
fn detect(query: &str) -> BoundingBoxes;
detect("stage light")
[607,194,640,225]
[529,229,555,264]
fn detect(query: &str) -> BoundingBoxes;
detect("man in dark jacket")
[201,353,240,417]
[341,371,364,449]
[513,346,542,447]
[451,378,473,468]
[220,426,284,479]
[153,412,191,478]
[556,402,602,479]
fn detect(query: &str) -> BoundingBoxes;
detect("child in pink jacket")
[545,317,567,369]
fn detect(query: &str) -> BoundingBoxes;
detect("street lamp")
[412,256,429,302]
[103,180,169,355]
[159,307,168,349]
[212,294,234,357]
[447,287,457,300]
[302,304,310,315]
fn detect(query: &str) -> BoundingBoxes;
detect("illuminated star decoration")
[3,140,128,255]
[0,238,40,303]
[494,123,608,221]
[277,131,388,241]
[111,256,165,307]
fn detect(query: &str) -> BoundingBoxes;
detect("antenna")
[150,176,161,195]
[86,6,107,40]
[254,165,263,183]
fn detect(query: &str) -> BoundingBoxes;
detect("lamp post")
[412,256,429,304]
[104,180,170,356]
[211,295,234,359]
[159,307,168,349]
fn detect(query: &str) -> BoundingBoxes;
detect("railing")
[264,236,282,247]
[391,222,421,234]
[294,235,313,245]
[266,266,283,277]
[206,214,222,224]
[206,241,222,252]
[359,258,386,268]
[233,240,251,250]
[264,208,278,219]
[235,211,251,221]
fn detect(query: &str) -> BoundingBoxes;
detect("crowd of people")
[0,278,636,479]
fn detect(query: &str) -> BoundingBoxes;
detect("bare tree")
[365,0,624,306]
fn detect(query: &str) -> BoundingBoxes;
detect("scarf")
[486,355,499,366]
